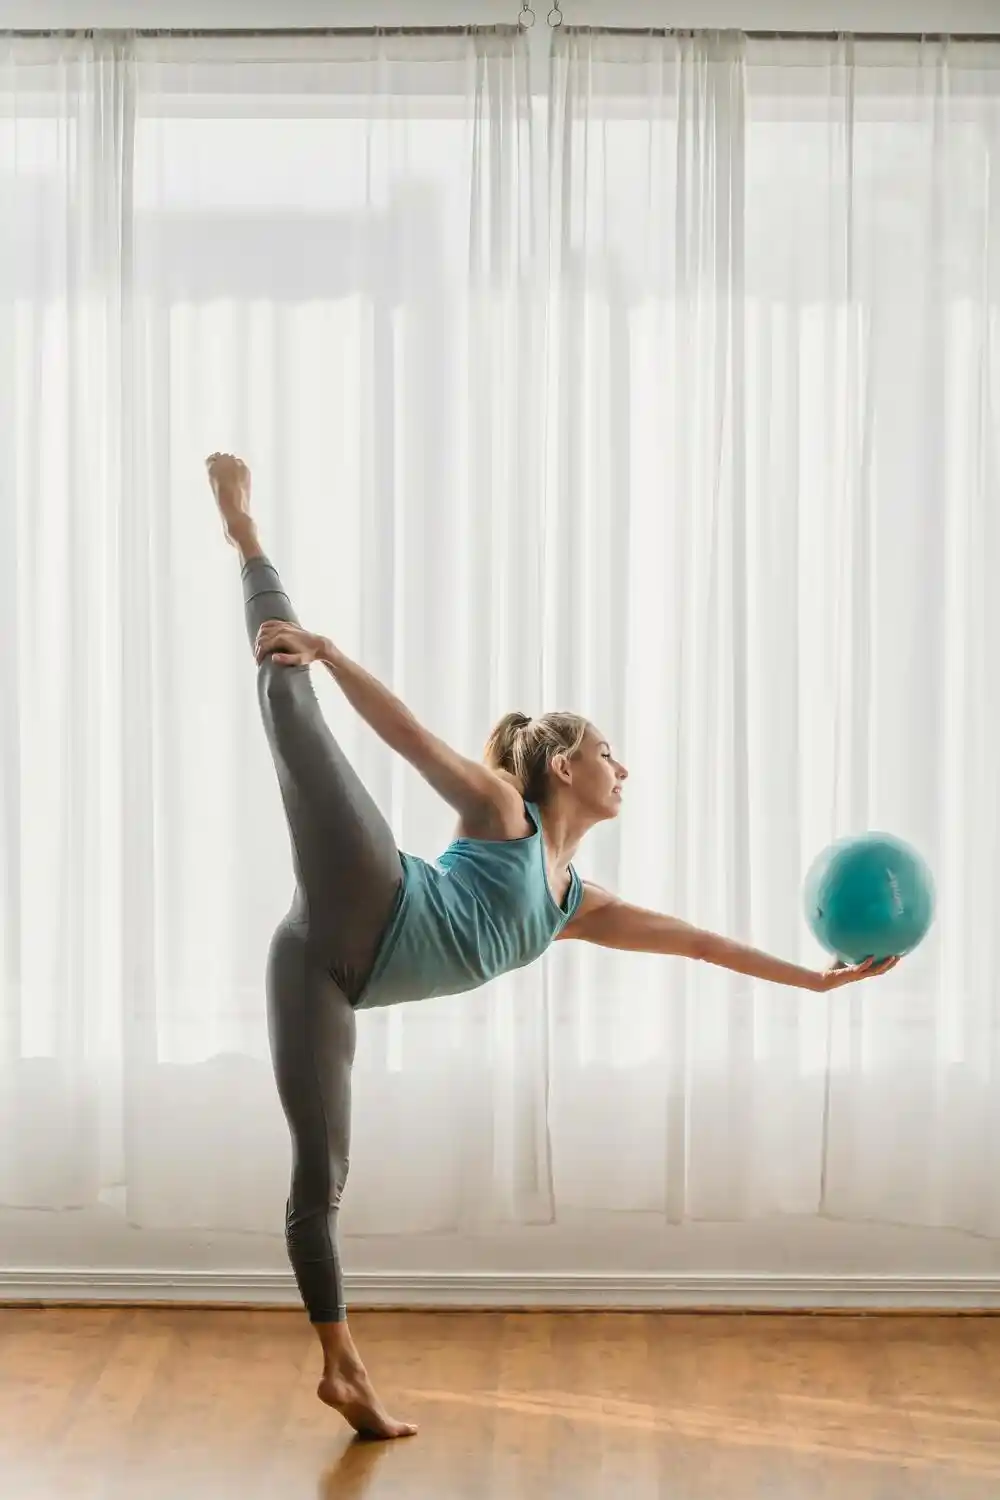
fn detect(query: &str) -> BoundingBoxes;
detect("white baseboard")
[3,1269,1000,1310]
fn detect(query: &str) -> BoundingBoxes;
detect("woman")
[205,452,896,1441]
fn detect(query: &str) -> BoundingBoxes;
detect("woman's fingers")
[255,624,295,654]
[253,619,321,671]
[254,638,307,666]
[823,954,900,990]
[848,955,900,982]
[873,956,899,976]
[831,958,872,982]
[856,957,898,977]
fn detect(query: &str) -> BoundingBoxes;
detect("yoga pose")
[206,452,897,1441]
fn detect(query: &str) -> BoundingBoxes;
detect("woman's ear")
[549,752,573,786]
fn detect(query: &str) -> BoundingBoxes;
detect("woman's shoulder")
[454,772,533,842]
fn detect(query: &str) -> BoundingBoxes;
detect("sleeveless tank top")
[355,801,584,1010]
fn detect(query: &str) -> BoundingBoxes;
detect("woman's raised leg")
[206,452,403,1000]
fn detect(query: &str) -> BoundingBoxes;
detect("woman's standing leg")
[206,453,415,1440]
[267,921,415,1438]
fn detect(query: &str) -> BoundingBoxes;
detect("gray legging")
[243,556,403,1323]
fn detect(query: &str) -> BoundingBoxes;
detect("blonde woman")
[205,452,896,1440]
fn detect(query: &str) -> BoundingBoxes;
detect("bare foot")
[318,1364,418,1441]
[205,452,256,549]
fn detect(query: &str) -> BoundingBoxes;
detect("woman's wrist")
[318,637,345,671]
[771,963,826,993]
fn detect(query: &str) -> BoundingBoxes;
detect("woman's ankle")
[232,520,263,565]
[315,1318,363,1375]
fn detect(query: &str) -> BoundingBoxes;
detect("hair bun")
[483,708,588,799]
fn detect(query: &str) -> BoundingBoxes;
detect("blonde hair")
[483,711,590,804]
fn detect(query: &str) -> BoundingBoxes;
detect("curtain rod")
[0,25,518,39]
[565,28,1000,42]
[2,27,999,43]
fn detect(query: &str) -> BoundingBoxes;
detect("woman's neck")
[536,798,594,868]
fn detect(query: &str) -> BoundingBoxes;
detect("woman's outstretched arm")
[559,883,898,993]
[252,620,528,837]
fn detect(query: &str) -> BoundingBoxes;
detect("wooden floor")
[3,1308,1000,1498]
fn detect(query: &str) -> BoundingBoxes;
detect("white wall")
[1,0,999,32]
[3,1206,1000,1308]
[2,0,999,1304]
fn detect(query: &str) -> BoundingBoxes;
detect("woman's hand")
[254,620,336,668]
[814,956,900,992]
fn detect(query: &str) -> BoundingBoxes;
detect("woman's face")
[561,724,628,820]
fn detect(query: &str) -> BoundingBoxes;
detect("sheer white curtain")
[2,27,1000,1256]
[0,37,132,1212]
[1,26,553,1237]
[547,30,1000,1235]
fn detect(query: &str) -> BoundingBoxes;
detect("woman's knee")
[288,1152,350,1219]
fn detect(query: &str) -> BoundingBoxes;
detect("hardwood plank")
[2,1308,999,1497]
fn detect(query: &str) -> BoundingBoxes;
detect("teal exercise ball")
[804,833,935,966]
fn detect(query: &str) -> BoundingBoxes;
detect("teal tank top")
[356,801,583,1010]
